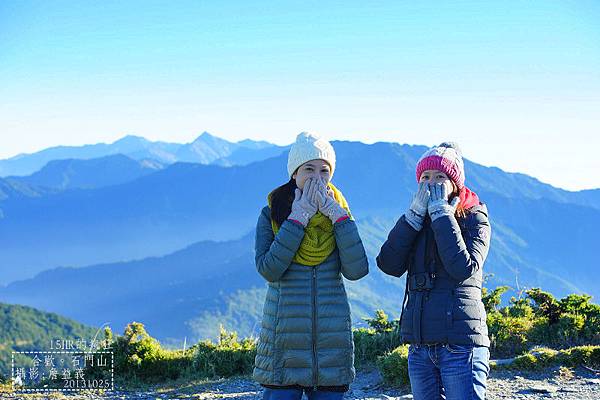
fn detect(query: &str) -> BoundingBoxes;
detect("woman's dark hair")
[449,181,467,219]
[269,177,298,228]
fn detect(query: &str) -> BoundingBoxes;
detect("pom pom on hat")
[438,141,462,157]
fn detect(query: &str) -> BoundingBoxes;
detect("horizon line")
[1,132,598,193]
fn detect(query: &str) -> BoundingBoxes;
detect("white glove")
[427,182,460,221]
[288,177,319,227]
[405,182,430,231]
[314,178,348,224]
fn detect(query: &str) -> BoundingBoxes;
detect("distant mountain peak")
[237,138,275,149]
[191,131,232,145]
[193,133,278,151]
[112,134,149,145]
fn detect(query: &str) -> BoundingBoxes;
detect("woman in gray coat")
[252,132,369,400]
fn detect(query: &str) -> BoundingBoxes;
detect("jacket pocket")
[400,304,413,335]
[452,297,482,322]
[445,298,454,330]
[479,302,487,325]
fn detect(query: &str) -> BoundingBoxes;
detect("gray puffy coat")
[252,205,369,389]
[376,204,492,347]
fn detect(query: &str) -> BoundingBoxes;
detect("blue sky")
[1,1,599,190]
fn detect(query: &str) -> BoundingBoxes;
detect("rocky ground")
[1,365,599,399]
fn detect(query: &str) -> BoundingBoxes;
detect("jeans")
[407,343,490,400]
[261,387,346,400]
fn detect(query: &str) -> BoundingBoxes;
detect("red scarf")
[459,186,480,210]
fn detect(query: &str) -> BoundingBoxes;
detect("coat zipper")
[312,267,318,391]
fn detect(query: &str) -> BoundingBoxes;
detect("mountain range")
[0,132,288,177]
[0,134,598,346]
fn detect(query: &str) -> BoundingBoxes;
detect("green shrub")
[376,345,410,387]
[497,345,600,370]
[555,345,600,369]
[526,288,562,324]
[364,309,396,332]
[581,303,600,343]
[487,310,533,357]
[486,286,600,358]
[353,310,402,365]
[510,353,538,370]
[71,285,600,389]
[482,285,509,314]
[506,296,535,319]
[511,347,558,370]
[191,325,256,378]
[110,322,194,384]
[100,322,258,386]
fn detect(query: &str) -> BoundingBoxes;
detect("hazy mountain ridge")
[0,132,287,177]
[5,154,165,190]
[0,136,598,345]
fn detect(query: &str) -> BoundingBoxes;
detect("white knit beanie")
[287,131,336,179]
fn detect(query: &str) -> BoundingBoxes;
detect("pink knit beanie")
[415,142,465,190]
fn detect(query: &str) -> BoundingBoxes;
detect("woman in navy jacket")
[376,142,492,400]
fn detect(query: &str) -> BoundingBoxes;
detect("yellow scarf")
[267,182,352,266]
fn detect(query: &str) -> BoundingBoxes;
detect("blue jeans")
[261,387,346,400]
[407,343,490,400]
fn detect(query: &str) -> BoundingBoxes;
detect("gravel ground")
[1,366,599,399]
